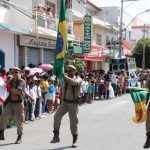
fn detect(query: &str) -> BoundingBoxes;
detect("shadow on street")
[39,146,72,150]
[0,142,15,146]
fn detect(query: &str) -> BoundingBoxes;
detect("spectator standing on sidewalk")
[46,78,55,113]
[28,81,36,121]
[41,75,49,114]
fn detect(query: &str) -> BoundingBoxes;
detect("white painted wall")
[131,28,150,41]
[93,26,105,46]
[93,26,118,47]
[0,32,14,71]
[98,6,119,27]
[101,61,109,73]
[0,0,32,31]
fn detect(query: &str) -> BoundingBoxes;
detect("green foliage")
[65,58,85,72]
[133,38,150,69]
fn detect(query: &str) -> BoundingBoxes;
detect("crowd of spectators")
[1,65,149,126]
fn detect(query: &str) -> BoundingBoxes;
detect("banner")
[84,44,103,61]
[84,15,91,53]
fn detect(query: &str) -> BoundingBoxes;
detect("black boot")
[15,135,22,144]
[50,130,60,143]
[0,130,4,140]
[72,134,78,148]
[144,132,150,148]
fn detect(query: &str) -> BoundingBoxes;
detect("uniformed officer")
[144,73,150,148]
[50,65,81,148]
[0,67,26,144]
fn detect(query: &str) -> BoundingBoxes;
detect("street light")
[125,9,150,29]
[123,9,150,69]
[119,0,140,58]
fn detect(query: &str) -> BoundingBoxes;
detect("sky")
[92,0,150,25]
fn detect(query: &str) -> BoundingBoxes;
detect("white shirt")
[81,80,87,93]
[36,85,42,98]
[111,74,117,85]
[29,86,36,100]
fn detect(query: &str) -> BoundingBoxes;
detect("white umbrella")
[29,68,43,76]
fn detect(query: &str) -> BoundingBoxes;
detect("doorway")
[0,49,5,71]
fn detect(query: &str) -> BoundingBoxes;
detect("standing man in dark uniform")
[50,65,81,148]
[0,67,26,144]
[144,73,150,148]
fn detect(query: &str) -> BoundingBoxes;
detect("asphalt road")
[0,94,147,150]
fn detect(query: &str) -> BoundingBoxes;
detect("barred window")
[0,0,10,9]
[95,33,102,45]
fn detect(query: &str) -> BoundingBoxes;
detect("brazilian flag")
[53,0,67,81]
[130,87,148,123]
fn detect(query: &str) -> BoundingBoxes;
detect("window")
[95,33,102,45]
[0,49,5,70]
[45,0,56,17]
[106,36,109,44]
[0,0,10,9]
[66,0,72,9]
[111,37,114,43]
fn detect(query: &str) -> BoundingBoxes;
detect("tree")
[133,38,150,69]
[65,58,85,73]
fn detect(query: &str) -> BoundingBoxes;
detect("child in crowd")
[28,81,36,121]
[108,81,114,99]
[98,80,108,99]
[46,78,55,113]
[86,79,94,103]
[24,77,31,123]
[35,80,43,119]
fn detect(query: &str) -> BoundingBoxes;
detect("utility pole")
[142,24,146,69]
[119,0,124,58]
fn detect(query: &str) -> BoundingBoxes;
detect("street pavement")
[0,94,147,150]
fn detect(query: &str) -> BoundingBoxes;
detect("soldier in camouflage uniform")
[144,73,150,148]
[50,65,81,148]
[0,67,25,144]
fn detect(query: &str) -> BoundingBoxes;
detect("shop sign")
[19,35,56,49]
[84,15,91,53]
[68,46,82,54]
[84,44,103,61]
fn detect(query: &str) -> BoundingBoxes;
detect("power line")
[124,1,136,10]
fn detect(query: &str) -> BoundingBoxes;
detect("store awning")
[84,44,104,61]
[0,23,31,34]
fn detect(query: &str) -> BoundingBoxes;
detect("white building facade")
[0,0,32,70]
[0,0,120,72]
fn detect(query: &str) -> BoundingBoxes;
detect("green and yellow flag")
[130,87,148,123]
[53,0,67,81]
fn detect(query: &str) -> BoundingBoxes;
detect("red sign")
[122,40,132,50]
[84,44,104,61]
[122,40,132,56]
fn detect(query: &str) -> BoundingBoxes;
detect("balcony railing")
[33,11,74,34]
[68,36,84,47]
[33,11,57,31]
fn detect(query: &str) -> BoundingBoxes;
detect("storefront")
[18,35,56,67]
[84,44,104,71]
